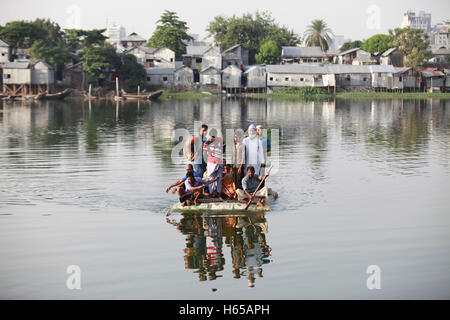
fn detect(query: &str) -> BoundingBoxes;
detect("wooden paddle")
[244,165,273,210]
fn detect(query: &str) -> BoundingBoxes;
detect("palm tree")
[304,19,333,52]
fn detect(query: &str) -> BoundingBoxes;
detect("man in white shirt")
[243,124,265,177]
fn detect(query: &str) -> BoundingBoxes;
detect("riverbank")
[248,87,450,100]
[160,90,218,100]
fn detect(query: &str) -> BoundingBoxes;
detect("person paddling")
[236,166,268,207]
[166,164,200,194]
[178,172,219,206]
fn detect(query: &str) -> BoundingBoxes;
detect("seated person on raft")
[166,164,200,194]
[221,164,237,200]
[179,172,219,206]
[236,166,268,207]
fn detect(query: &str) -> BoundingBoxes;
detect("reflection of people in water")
[167,212,271,286]
[203,217,224,280]
[231,233,245,279]
[235,212,271,288]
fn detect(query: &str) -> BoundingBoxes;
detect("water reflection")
[167,212,271,287]
[0,98,448,209]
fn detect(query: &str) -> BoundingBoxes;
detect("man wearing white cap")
[243,124,265,177]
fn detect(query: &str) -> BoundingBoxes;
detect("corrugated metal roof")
[223,44,241,54]
[244,65,266,74]
[381,48,397,57]
[3,62,30,69]
[122,32,146,42]
[35,61,54,69]
[368,65,396,73]
[0,39,9,47]
[175,65,192,72]
[186,46,220,56]
[394,67,412,75]
[328,64,371,74]
[126,46,158,54]
[223,64,242,72]
[266,63,373,74]
[338,47,360,56]
[146,67,174,75]
[421,69,445,77]
[200,66,221,73]
[266,64,323,74]
[282,46,327,58]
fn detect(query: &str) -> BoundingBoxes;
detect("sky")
[1,0,449,42]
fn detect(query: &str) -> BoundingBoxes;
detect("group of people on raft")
[166,124,271,207]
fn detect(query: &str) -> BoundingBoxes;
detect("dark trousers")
[233,167,245,190]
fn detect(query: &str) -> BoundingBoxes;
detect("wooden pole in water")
[138,85,140,96]
[116,77,119,97]
[88,83,92,99]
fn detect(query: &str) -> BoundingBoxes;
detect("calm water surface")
[0,97,449,299]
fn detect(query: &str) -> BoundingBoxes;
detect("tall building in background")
[401,10,432,33]
[104,23,127,50]
[431,20,450,49]
[329,35,351,51]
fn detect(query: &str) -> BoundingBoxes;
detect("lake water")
[0,97,449,299]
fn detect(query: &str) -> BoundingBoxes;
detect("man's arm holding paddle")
[188,177,220,192]
[245,165,273,210]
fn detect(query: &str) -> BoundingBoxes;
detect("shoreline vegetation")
[63,86,450,101]
[247,87,450,100]
[160,91,217,100]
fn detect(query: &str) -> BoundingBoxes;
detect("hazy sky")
[1,0,449,41]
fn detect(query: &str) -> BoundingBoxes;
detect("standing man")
[243,124,265,177]
[232,129,246,189]
[203,128,224,197]
[193,124,208,178]
[256,125,271,160]
[256,125,270,186]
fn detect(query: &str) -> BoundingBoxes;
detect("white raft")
[172,190,278,212]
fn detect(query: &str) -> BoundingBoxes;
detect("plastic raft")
[172,191,278,212]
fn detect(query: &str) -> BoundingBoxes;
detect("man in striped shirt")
[203,128,225,198]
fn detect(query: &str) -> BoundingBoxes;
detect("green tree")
[66,29,109,87]
[340,40,362,52]
[80,43,120,86]
[64,28,107,48]
[28,19,69,78]
[32,18,65,44]
[118,54,146,89]
[29,40,69,66]
[147,11,193,59]
[255,40,280,64]
[389,27,432,69]
[0,20,46,57]
[361,34,392,54]
[207,11,300,64]
[304,19,333,52]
